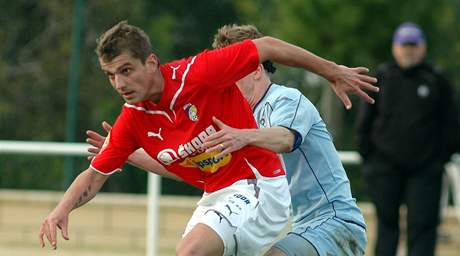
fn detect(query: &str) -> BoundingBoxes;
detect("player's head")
[392,22,426,69]
[213,24,273,109]
[212,24,276,74]
[96,21,163,104]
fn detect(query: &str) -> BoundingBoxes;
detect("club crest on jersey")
[183,103,199,121]
[258,103,272,128]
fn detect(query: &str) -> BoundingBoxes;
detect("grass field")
[1,190,459,256]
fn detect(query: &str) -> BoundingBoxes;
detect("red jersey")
[91,40,285,192]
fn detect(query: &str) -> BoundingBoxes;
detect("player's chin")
[124,97,140,104]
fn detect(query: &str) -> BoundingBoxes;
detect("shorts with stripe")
[273,217,367,256]
[183,163,290,256]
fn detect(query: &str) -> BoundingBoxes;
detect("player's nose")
[114,75,126,91]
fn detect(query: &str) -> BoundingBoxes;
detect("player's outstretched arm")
[253,37,378,109]
[127,148,183,181]
[39,168,108,250]
[203,117,295,158]
[86,122,183,182]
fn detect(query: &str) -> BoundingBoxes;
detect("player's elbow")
[253,36,279,62]
[280,138,294,153]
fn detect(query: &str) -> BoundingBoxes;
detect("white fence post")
[147,173,160,256]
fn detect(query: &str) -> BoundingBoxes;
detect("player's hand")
[86,121,112,160]
[203,117,250,159]
[38,209,69,250]
[328,65,378,109]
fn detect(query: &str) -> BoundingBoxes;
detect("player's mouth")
[122,91,135,98]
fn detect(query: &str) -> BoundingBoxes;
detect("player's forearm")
[56,168,108,213]
[127,149,183,182]
[253,36,338,82]
[245,126,295,153]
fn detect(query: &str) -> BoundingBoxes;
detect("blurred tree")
[1,0,459,196]
[0,0,238,195]
[234,0,460,148]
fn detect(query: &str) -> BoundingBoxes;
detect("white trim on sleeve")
[89,164,121,176]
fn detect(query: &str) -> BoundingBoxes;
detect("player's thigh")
[236,175,291,255]
[176,223,224,256]
[285,218,366,256]
[181,188,258,255]
[264,247,288,256]
[269,233,319,256]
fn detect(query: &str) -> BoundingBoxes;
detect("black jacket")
[356,61,460,169]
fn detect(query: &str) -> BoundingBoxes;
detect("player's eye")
[121,67,131,75]
[106,73,115,81]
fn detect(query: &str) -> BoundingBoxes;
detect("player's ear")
[253,64,264,80]
[146,53,160,70]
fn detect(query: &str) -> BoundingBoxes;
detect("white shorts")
[183,161,291,256]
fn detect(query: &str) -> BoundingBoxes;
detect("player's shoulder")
[162,56,199,82]
[267,84,315,107]
[268,84,302,101]
[422,62,447,77]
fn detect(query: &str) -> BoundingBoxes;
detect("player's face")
[236,71,256,101]
[99,52,160,104]
[392,43,426,69]
[236,65,269,109]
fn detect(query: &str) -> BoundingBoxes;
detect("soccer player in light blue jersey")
[86,24,375,256]
[202,25,368,256]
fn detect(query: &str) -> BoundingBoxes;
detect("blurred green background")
[1,0,459,200]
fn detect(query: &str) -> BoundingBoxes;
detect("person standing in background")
[357,22,460,256]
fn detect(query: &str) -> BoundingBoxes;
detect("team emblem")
[258,103,272,128]
[417,84,430,98]
[183,103,199,121]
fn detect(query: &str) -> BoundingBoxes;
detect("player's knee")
[264,246,288,256]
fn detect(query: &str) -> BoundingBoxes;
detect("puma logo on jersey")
[170,65,181,80]
[147,128,163,141]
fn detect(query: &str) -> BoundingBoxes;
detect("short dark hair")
[96,21,152,63]
[212,24,276,74]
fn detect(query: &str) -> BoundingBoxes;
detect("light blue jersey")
[253,83,366,255]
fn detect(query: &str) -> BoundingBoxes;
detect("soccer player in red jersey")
[39,21,377,255]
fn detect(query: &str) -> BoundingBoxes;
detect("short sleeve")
[269,91,316,144]
[194,39,260,89]
[90,108,139,175]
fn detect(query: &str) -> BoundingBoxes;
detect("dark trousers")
[363,156,443,256]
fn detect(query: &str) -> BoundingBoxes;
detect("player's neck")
[249,79,271,109]
[148,73,165,104]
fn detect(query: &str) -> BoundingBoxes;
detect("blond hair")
[212,24,276,73]
[212,24,264,49]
